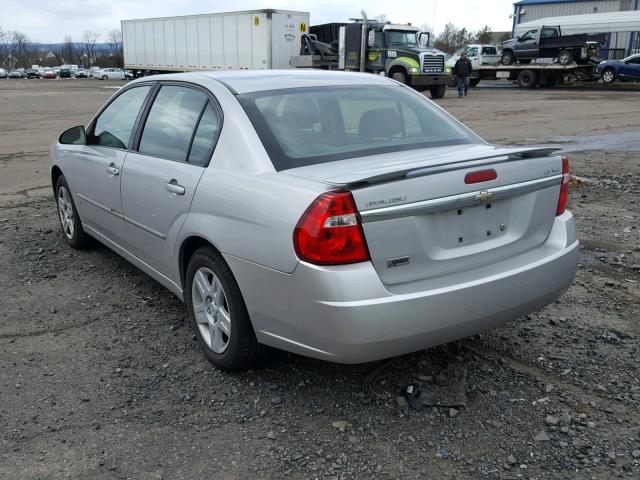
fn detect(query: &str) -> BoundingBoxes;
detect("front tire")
[55,175,92,249]
[501,50,515,65]
[391,70,407,85]
[185,247,263,371]
[469,78,480,87]
[601,68,616,84]
[101,75,108,80]
[429,84,447,99]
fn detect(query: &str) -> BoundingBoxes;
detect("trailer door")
[271,12,310,69]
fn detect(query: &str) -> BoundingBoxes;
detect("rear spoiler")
[324,146,562,186]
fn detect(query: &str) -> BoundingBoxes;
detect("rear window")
[238,85,479,171]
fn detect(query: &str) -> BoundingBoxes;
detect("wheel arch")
[51,165,63,195]
[178,235,224,292]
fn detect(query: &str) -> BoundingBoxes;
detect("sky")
[1,0,517,43]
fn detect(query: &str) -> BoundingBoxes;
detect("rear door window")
[188,102,222,166]
[138,85,208,162]
[89,85,152,149]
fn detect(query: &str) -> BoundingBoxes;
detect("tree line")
[434,24,511,54]
[0,27,123,69]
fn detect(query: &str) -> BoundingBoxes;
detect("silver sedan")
[50,70,578,370]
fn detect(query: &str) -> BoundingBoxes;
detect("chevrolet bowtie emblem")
[474,191,493,203]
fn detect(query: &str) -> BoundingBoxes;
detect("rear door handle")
[165,180,185,196]
[106,164,119,176]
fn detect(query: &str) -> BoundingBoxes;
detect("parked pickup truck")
[446,44,501,87]
[501,26,605,65]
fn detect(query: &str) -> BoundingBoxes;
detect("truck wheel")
[501,50,514,66]
[601,68,616,84]
[429,85,447,99]
[469,78,480,87]
[539,72,558,88]
[391,71,407,85]
[517,70,539,89]
[558,50,573,65]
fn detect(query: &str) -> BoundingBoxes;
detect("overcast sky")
[1,0,516,43]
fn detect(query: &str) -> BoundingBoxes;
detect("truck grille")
[422,54,444,74]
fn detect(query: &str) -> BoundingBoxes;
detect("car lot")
[1,79,639,479]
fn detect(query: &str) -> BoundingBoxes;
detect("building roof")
[514,0,586,5]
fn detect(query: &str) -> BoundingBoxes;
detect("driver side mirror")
[59,126,86,145]
[419,32,430,47]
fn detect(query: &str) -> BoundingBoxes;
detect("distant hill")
[26,42,115,53]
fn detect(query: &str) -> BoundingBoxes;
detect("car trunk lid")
[284,144,565,287]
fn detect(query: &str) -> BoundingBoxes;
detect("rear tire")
[517,69,539,88]
[501,50,515,65]
[55,175,92,250]
[601,68,616,84]
[539,72,558,88]
[101,75,108,80]
[185,246,264,371]
[558,50,573,65]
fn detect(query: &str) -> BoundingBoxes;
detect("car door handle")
[165,180,185,196]
[106,164,119,176]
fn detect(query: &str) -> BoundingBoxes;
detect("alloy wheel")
[57,186,75,239]
[191,267,231,353]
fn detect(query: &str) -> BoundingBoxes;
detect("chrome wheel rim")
[57,186,75,240]
[603,71,614,83]
[192,267,231,354]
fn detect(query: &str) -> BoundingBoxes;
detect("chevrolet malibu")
[50,70,578,370]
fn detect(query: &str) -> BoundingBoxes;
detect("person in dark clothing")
[453,52,473,97]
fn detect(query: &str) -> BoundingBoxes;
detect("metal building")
[512,0,640,57]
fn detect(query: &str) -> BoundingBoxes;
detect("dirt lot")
[1,79,639,480]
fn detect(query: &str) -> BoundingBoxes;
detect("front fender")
[386,57,420,75]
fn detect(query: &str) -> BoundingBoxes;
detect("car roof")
[131,69,397,94]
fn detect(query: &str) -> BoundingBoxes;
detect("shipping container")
[122,9,310,72]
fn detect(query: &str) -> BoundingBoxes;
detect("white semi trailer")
[122,9,309,74]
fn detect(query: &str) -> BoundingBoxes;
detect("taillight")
[293,190,370,265]
[556,155,570,216]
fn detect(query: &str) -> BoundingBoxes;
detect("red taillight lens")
[293,190,370,265]
[464,169,497,184]
[556,155,570,216]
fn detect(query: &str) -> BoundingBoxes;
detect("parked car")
[88,67,101,78]
[501,25,605,65]
[74,68,88,78]
[597,53,640,83]
[59,68,72,78]
[42,68,57,79]
[94,68,126,80]
[446,44,501,87]
[50,71,578,370]
[25,69,41,79]
[0,68,8,78]
[8,70,24,79]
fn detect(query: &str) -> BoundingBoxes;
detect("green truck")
[290,11,451,99]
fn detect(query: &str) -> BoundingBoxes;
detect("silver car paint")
[51,70,578,364]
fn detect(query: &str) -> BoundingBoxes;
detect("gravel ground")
[1,80,639,479]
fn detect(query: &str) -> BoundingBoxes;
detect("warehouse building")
[512,0,640,57]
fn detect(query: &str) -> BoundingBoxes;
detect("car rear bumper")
[226,212,578,364]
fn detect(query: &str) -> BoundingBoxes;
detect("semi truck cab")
[292,13,450,99]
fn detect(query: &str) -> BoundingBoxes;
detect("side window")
[482,46,497,55]
[138,85,208,162]
[466,47,479,57]
[89,85,151,149]
[188,102,222,166]
[521,30,537,41]
[541,28,558,38]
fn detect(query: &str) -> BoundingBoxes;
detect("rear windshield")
[238,85,480,171]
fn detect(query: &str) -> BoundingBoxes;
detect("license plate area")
[436,200,509,249]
